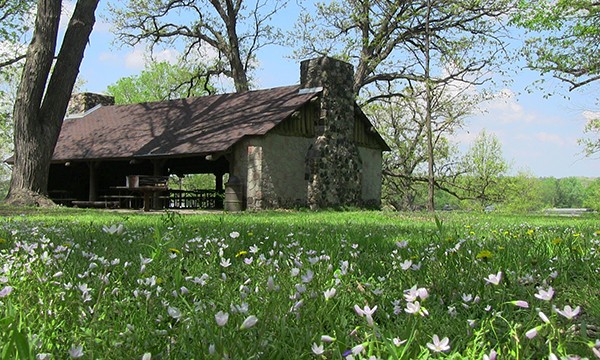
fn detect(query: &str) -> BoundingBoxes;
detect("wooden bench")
[72,200,120,209]
[101,195,142,209]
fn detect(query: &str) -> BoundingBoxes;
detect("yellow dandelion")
[497,246,505,251]
[594,230,600,236]
[236,250,248,258]
[168,248,180,254]
[156,277,164,285]
[526,229,535,236]
[572,233,581,238]
[476,250,493,260]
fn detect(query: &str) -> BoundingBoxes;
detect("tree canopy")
[293,0,514,211]
[294,0,514,101]
[459,129,510,206]
[106,61,215,104]
[515,0,600,91]
[514,1,600,157]
[110,0,287,93]
[0,0,34,68]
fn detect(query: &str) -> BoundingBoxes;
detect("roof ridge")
[107,84,303,109]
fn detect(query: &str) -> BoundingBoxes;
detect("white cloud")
[514,133,532,142]
[123,47,146,69]
[152,49,180,64]
[98,51,118,62]
[479,89,537,124]
[450,131,478,145]
[535,132,567,147]
[582,110,600,123]
[122,46,180,70]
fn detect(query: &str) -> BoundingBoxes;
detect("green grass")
[1,209,599,359]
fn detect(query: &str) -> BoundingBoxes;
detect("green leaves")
[459,129,510,206]
[0,0,34,68]
[515,0,600,90]
[1,301,33,360]
[106,61,215,104]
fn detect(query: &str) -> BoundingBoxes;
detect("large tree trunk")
[221,0,249,93]
[5,0,100,207]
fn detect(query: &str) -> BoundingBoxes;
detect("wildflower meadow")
[1,210,599,359]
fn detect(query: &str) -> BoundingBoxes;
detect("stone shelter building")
[46,57,390,210]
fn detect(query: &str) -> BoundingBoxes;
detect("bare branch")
[0,54,26,68]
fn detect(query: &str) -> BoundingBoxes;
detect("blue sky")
[76,1,599,179]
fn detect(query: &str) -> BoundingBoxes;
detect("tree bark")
[5,0,100,207]
[218,0,249,92]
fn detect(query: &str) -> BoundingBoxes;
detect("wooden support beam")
[88,161,100,201]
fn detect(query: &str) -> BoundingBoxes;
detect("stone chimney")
[301,57,362,209]
[67,92,115,115]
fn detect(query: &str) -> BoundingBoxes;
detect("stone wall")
[358,146,383,208]
[232,134,313,210]
[229,57,386,210]
[67,93,115,115]
[301,57,362,209]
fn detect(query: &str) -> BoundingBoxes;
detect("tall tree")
[106,61,215,104]
[110,0,286,93]
[459,129,510,207]
[368,82,476,210]
[295,0,514,210]
[423,0,435,211]
[5,0,100,206]
[583,177,600,211]
[295,0,514,100]
[555,177,585,208]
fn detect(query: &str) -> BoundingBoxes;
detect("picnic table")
[120,175,170,211]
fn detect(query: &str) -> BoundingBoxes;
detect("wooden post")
[152,160,167,210]
[215,171,225,209]
[88,161,99,201]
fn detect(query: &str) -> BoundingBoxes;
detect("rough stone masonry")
[301,56,363,209]
[67,92,114,115]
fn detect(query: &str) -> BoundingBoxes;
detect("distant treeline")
[383,176,600,212]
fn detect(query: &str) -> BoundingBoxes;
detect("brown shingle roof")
[52,85,319,161]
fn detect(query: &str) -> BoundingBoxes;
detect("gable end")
[271,100,319,138]
[354,106,391,150]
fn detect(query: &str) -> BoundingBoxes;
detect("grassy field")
[1,209,599,359]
